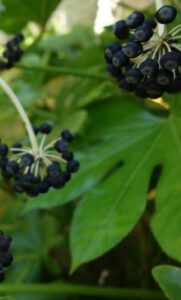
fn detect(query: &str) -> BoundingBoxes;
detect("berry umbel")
[0,125,80,197]
[0,33,24,70]
[104,4,181,99]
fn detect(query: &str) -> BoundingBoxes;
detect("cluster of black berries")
[0,123,80,197]
[104,5,181,99]
[0,231,13,282]
[0,33,24,70]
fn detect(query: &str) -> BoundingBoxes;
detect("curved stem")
[0,284,166,299]
[0,77,39,152]
[155,0,166,37]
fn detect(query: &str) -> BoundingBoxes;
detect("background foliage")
[0,0,181,299]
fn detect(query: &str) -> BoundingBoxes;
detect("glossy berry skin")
[167,75,181,93]
[139,59,159,76]
[134,25,153,42]
[113,20,129,39]
[126,11,145,29]
[54,139,69,153]
[143,19,157,29]
[0,252,13,267]
[124,68,142,85]
[32,125,39,135]
[107,64,122,79]
[0,234,12,252]
[61,129,74,142]
[67,160,80,173]
[119,78,135,92]
[112,50,129,67]
[123,41,143,58]
[6,161,19,175]
[0,144,8,156]
[39,123,52,134]
[156,5,177,24]
[12,143,22,154]
[156,69,173,86]
[21,153,34,167]
[104,42,122,63]
[160,51,181,70]
[62,151,74,161]
[144,79,163,98]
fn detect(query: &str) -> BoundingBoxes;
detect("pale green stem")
[0,284,166,299]
[0,77,39,153]
[155,0,165,37]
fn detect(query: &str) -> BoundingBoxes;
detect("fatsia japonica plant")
[0,0,181,299]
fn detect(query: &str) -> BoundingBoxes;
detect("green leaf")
[152,265,181,300]
[1,0,62,32]
[69,97,181,270]
[70,99,164,271]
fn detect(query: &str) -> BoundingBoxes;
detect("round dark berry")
[32,125,39,135]
[47,163,61,177]
[124,68,142,85]
[160,51,181,70]
[0,144,8,156]
[12,142,22,153]
[6,161,19,175]
[62,171,71,182]
[143,19,157,29]
[126,11,145,29]
[104,42,122,63]
[135,83,149,98]
[123,41,143,58]
[112,50,129,67]
[155,69,173,86]
[38,180,50,193]
[167,77,181,93]
[156,5,177,24]
[119,78,135,92]
[0,234,12,251]
[61,129,74,142]
[12,33,24,44]
[21,153,34,166]
[139,59,159,76]
[113,20,129,39]
[134,25,153,42]
[0,252,13,267]
[50,173,65,188]
[144,79,163,98]
[39,123,52,134]
[67,160,80,173]
[107,64,122,79]
[54,139,69,153]
[62,151,74,161]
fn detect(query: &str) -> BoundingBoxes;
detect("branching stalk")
[0,77,39,153]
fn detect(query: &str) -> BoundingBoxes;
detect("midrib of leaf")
[75,126,161,181]
[76,125,164,264]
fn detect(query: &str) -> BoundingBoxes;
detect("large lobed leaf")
[23,95,181,271]
[152,265,181,300]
